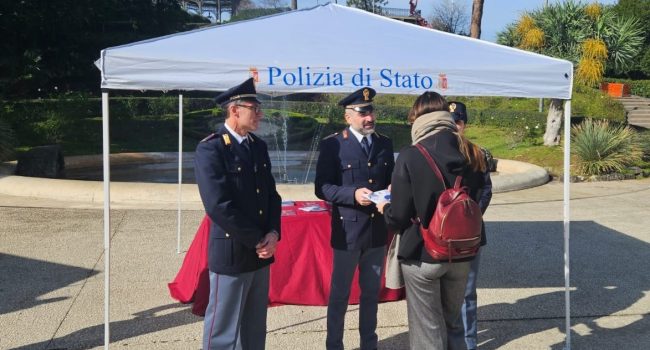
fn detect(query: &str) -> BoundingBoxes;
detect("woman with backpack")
[376,91,486,350]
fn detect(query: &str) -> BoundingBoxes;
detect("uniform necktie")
[360,136,370,156]
[242,139,252,157]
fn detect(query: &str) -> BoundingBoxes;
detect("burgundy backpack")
[415,143,482,262]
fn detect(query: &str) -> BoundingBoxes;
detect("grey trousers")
[203,266,270,350]
[401,260,471,350]
[326,246,385,350]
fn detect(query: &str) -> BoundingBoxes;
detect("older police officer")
[195,77,281,350]
[315,87,394,350]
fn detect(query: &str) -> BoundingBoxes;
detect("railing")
[380,7,420,17]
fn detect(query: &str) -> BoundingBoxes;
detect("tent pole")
[563,99,572,350]
[102,92,111,349]
[177,94,184,254]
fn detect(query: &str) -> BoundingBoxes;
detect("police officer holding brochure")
[194,77,281,350]
[314,87,395,350]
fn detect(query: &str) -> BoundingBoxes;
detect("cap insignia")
[363,89,370,101]
[449,103,457,112]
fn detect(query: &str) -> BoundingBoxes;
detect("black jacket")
[194,125,282,274]
[383,130,485,263]
[315,128,394,250]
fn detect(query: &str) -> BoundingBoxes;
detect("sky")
[295,0,619,42]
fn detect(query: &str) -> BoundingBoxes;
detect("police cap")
[215,78,261,106]
[448,101,468,123]
[338,87,376,113]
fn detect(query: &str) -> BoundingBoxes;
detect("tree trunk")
[470,0,484,39]
[291,0,297,10]
[543,98,563,146]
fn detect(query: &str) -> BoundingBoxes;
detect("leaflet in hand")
[298,204,328,212]
[366,189,391,204]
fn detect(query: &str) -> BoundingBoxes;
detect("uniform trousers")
[326,246,385,350]
[401,260,471,350]
[462,252,481,349]
[203,266,270,350]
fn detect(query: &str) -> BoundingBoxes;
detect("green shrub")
[0,118,15,161]
[148,95,178,116]
[263,100,343,123]
[34,110,69,144]
[571,118,643,175]
[640,48,650,77]
[471,109,546,128]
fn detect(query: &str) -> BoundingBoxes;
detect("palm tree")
[470,0,484,39]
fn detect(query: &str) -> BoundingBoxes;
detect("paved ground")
[1,178,649,349]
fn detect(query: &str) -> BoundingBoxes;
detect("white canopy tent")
[97,3,574,349]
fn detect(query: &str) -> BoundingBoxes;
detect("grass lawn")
[465,126,564,176]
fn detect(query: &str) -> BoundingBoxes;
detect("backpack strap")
[453,176,463,189]
[415,143,447,189]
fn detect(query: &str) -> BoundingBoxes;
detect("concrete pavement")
[1,174,649,349]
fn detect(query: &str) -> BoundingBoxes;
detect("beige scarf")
[410,111,458,144]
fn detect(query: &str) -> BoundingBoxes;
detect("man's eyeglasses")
[346,105,374,116]
[237,104,262,113]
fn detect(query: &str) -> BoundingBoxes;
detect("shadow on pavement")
[8,219,648,349]
[377,220,649,350]
[12,303,199,350]
[0,253,97,315]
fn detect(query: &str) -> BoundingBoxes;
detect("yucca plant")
[572,119,643,176]
[0,119,15,161]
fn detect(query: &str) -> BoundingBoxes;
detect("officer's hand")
[256,232,279,259]
[355,188,373,206]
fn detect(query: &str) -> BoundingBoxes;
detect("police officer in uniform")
[195,77,281,350]
[447,101,493,350]
[315,87,394,350]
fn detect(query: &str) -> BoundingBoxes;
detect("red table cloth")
[169,201,404,316]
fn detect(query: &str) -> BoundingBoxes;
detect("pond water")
[64,151,320,184]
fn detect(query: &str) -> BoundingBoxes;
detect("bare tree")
[470,0,484,39]
[259,0,289,8]
[429,0,470,35]
[347,0,388,13]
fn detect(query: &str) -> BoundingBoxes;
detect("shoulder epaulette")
[342,129,349,139]
[201,133,217,142]
[221,133,232,146]
[375,132,386,139]
[323,132,339,140]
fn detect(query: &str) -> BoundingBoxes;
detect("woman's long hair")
[407,91,448,124]
[409,91,487,173]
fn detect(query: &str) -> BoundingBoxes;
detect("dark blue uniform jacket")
[194,125,281,274]
[315,128,394,250]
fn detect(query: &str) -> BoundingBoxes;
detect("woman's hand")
[376,201,388,214]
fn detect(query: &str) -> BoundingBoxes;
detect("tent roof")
[97,3,573,99]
